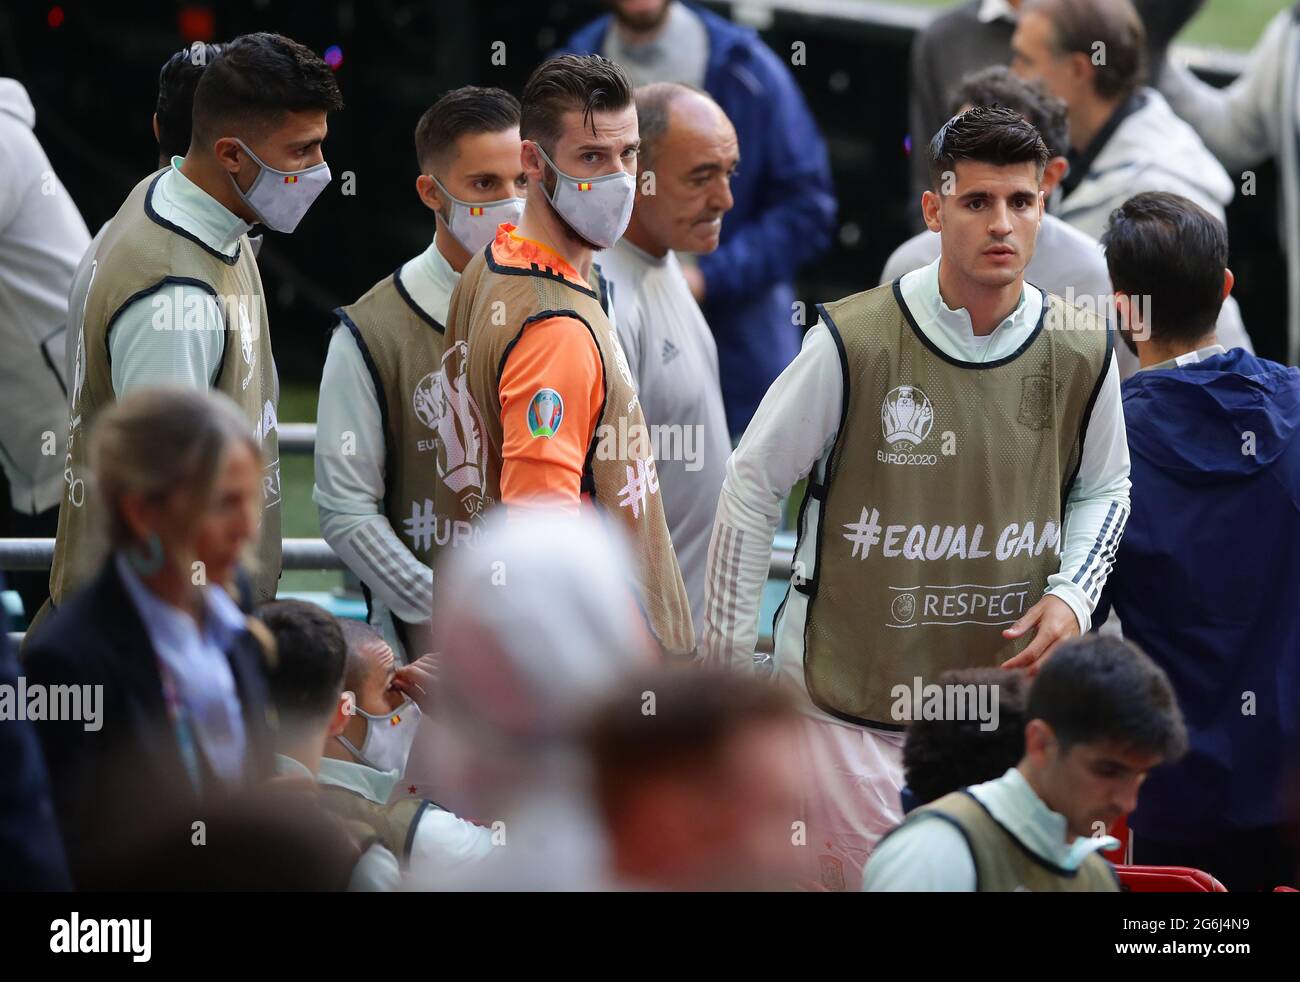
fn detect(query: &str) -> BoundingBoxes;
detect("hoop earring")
[126,532,165,576]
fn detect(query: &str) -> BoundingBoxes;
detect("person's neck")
[936,259,1021,337]
[433,222,470,273]
[282,740,324,778]
[622,211,668,258]
[1137,331,1220,369]
[515,195,593,279]
[1017,763,1075,845]
[1069,94,1124,155]
[141,565,205,622]
[614,3,674,45]
[320,714,367,763]
[179,152,257,224]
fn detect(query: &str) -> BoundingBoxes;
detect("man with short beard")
[597,82,735,642]
[703,106,1129,889]
[432,55,693,657]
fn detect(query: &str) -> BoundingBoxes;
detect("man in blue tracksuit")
[558,0,837,434]
[1095,191,1300,891]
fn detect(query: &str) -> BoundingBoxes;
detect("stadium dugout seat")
[1115,865,1228,892]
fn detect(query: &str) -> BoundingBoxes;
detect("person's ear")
[212,136,245,177]
[152,113,161,145]
[415,173,444,215]
[922,189,942,233]
[1041,156,1068,197]
[1069,51,1095,91]
[521,139,547,184]
[327,691,354,738]
[1222,267,1235,300]
[1022,718,1053,767]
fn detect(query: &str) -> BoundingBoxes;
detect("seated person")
[329,619,421,775]
[864,636,1187,892]
[899,667,1029,814]
[259,600,490,884]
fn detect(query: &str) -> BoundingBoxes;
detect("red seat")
[1115,864,1228,892]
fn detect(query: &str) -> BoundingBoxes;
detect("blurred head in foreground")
[424,509,655,886]
[589,668,805,890]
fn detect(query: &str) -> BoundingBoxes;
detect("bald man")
[597,83,736,642]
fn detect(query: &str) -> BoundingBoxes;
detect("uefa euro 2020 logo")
[881,385,934,447]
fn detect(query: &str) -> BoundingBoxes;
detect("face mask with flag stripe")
[429,173,525,254]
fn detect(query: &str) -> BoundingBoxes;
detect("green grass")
[891,0,1289,52]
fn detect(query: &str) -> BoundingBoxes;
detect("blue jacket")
[1095,348,1300,841]
[559,3,838,432]
[0,577,71,890]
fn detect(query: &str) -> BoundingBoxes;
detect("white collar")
[1145,343,1228,371]
[978,0,1019,24]
[317,755,400,804]
[400,237,460,326]
[969,767,1119,870]
[899,258,1042,364]
[151,156,253,258]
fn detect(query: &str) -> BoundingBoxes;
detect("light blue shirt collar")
[273,753,400,805]
[115,551,247,653]
[1144,343,1228,372]
[899,258,1043,365]
[149,155,253,259]
[401,238,460,326]
[969,767,1119,871]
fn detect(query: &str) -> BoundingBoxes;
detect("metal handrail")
[0,537,796,580]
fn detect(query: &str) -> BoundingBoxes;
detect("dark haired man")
[49,33,343,612]
[1011,0,1252,354]
[881,67,1126,375]
[559,0,836,435]
[432,55,694,657]
[704,105,1129,889]
[1095,191,1300,891]
[865,635,1186,891]
[260,601,491,886]
[66,42,236,393]
[596,82,736,642]
[315,86,524,661]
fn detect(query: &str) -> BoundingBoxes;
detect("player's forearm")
[317,504,433,624]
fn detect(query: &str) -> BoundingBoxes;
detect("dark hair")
[257,600,346,726]
[191,32,343,147]
[1101,191,1229,343]
[520,54,633,150]
[156,43,224,164]
[951,66,1069,160]
[1024,0,1146,101]
[587,669,796,821]
[902,668,1029,806]
[414,85,521,174]
[928,104,1050,190]
[1027,635,1187,759]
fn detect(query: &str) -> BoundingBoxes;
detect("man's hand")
[392,653,439,713]
[1000,595,1079,676]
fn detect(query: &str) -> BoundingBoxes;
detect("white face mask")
[533,143,635,249]
[338,700,421,774]
[429,174,524,255]
[230,138,331,233]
